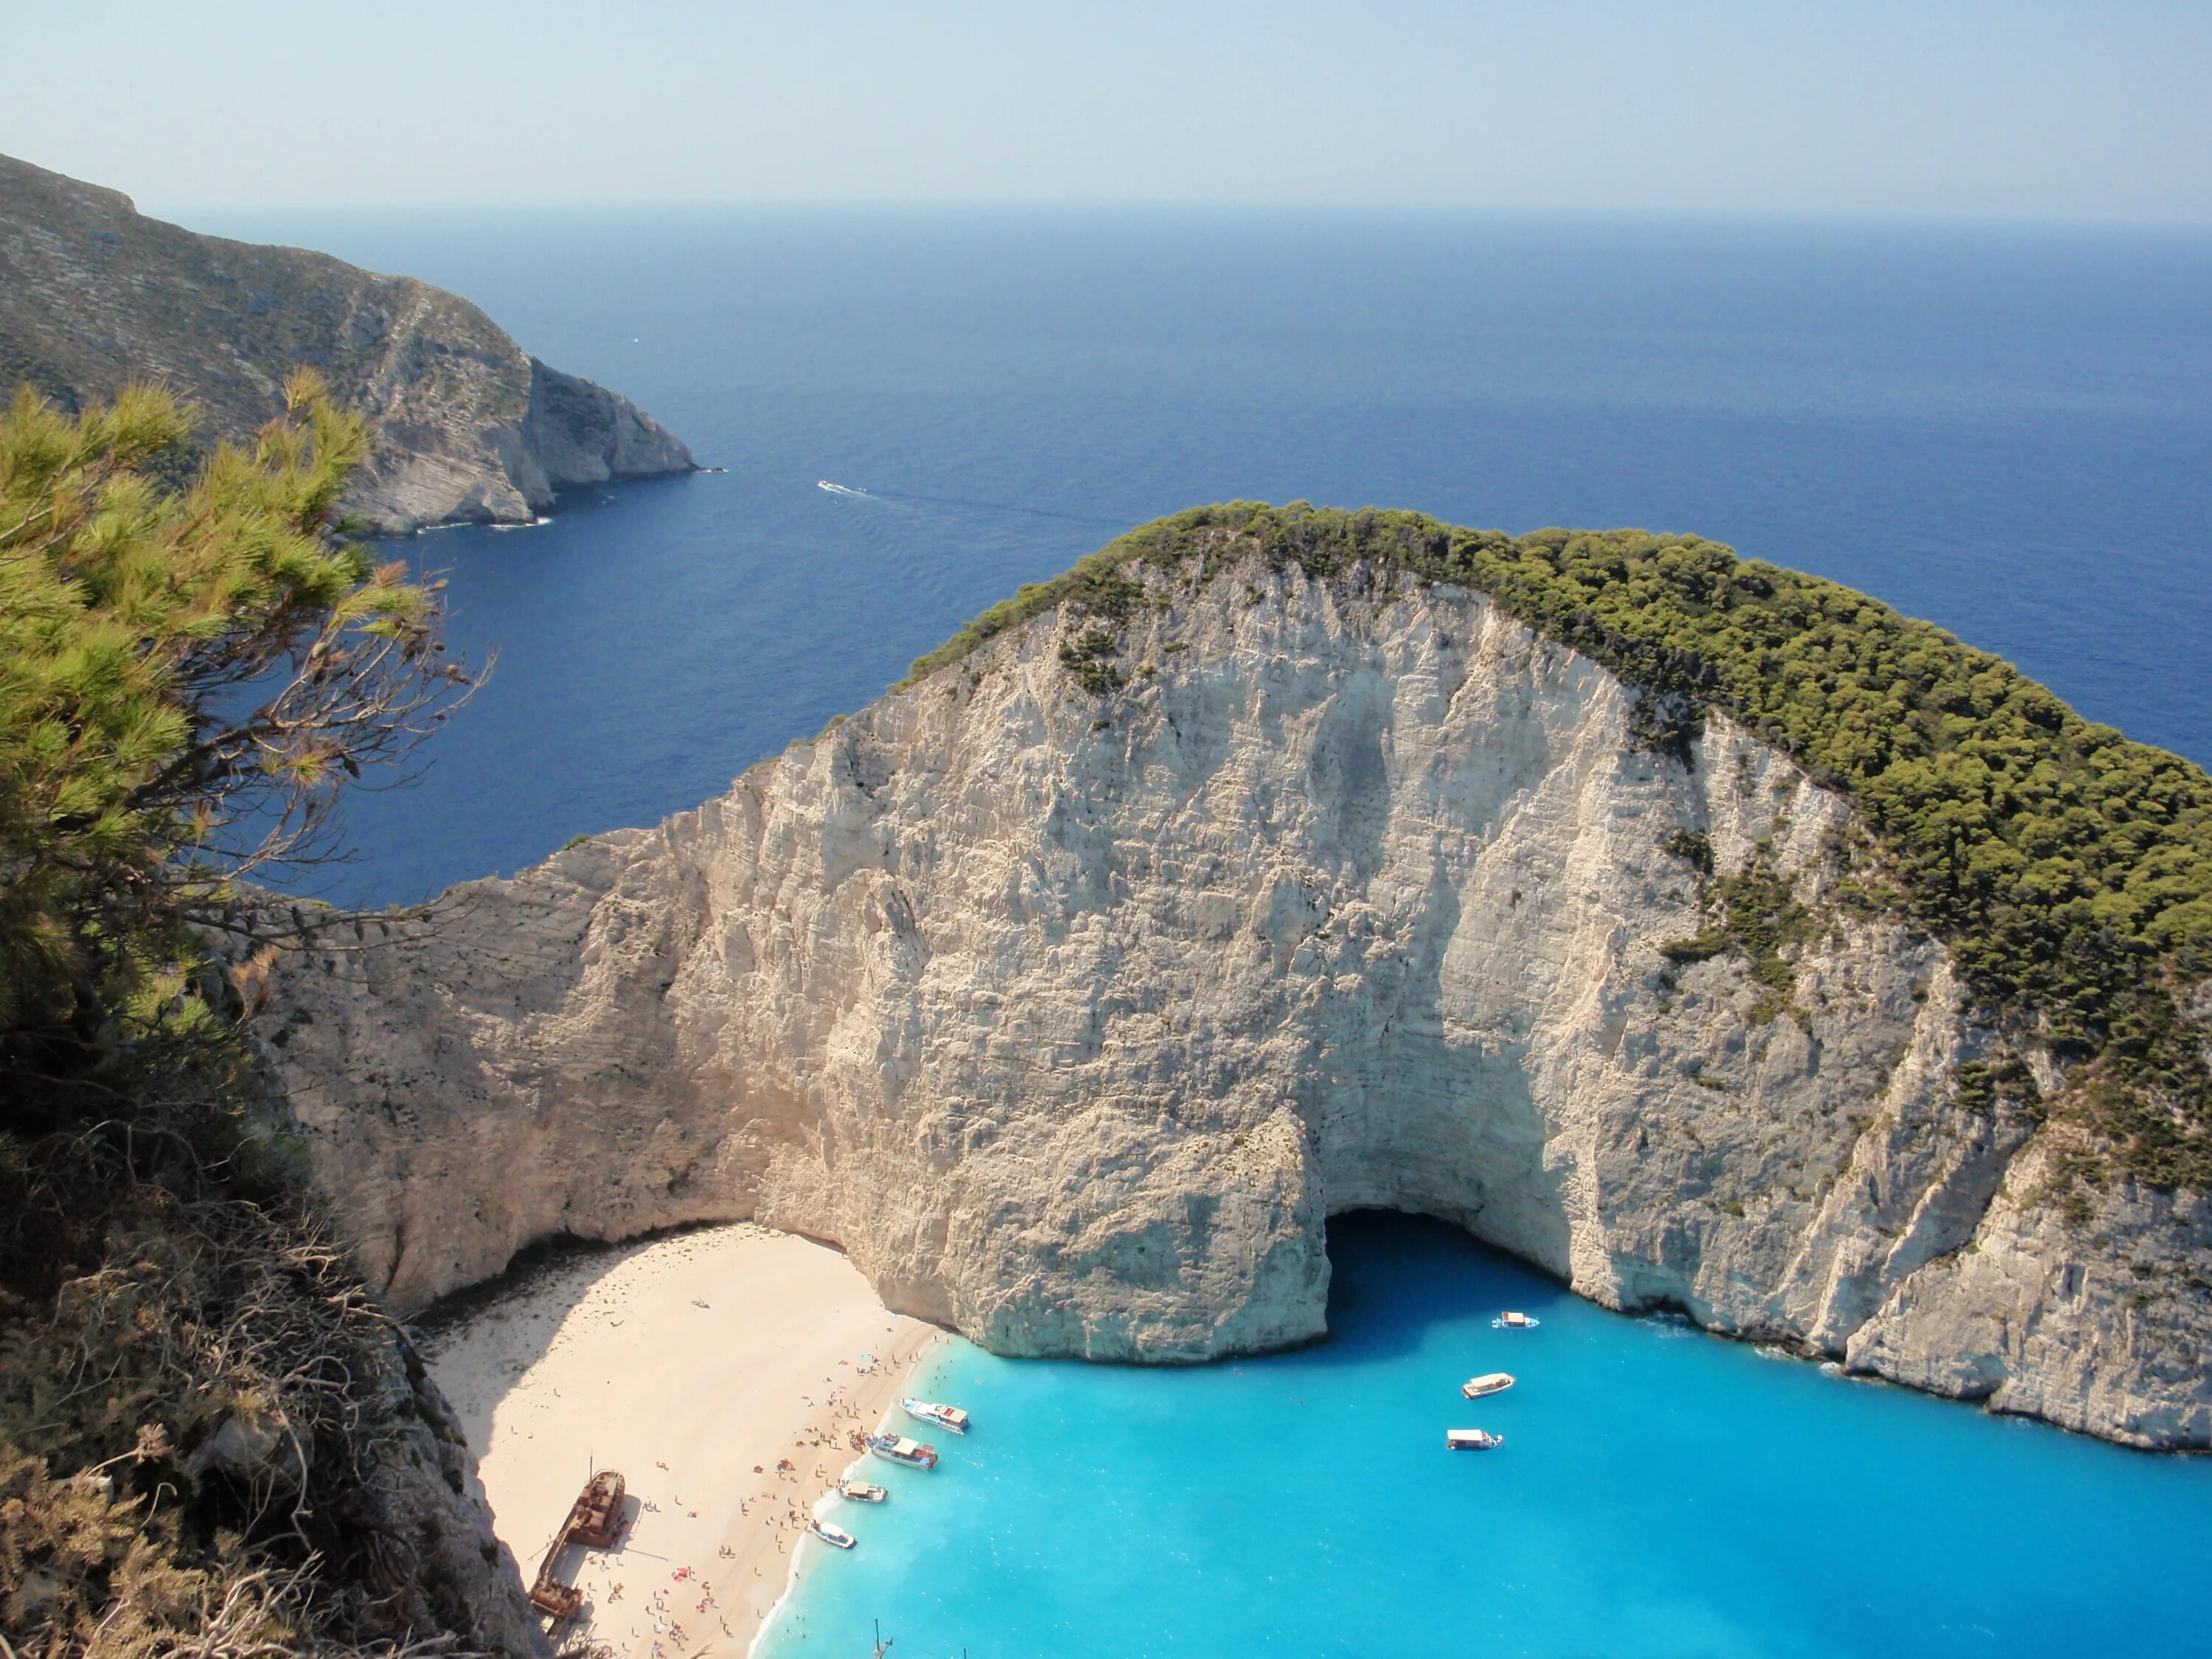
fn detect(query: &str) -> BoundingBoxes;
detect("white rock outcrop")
[266,554,2212,1447]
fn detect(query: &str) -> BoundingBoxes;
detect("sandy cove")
[417,1224,937,1655]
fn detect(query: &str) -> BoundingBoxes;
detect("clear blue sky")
[5,0,2208,220]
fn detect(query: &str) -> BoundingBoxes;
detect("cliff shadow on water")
[1319,1210,1571,1366]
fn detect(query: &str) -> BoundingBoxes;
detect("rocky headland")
[0,153,694,533]
[264,507,2212,1451]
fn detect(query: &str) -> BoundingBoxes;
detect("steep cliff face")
[0,153,692,533]
[1,1192,546,1658]
[265,552,2212,1448]
[322,1327,550,1656]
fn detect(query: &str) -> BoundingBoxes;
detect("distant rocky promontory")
[0,153,694,533]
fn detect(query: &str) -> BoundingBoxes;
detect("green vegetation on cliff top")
[907,501,2212,1189]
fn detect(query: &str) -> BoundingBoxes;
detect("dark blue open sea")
[200,208,2212,1655]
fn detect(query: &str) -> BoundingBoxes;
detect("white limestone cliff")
[265,552,2212,1448]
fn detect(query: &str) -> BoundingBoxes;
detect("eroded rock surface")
[359,1329,550,1656]
[268,554,2211,1447]
[0,152,692,532]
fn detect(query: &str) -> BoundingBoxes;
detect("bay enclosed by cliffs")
[270,507,2212,1451]
[212,208,2212,1655]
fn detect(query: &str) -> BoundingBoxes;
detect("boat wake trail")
[817,478,1121,530]
[871,487,1124,529]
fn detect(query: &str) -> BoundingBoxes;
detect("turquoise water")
[762,1215,2211,1659]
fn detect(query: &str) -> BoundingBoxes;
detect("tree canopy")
[1,378,477,1659]
[0,372,467,1037]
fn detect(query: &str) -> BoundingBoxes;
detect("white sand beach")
[419,1225,936,1655]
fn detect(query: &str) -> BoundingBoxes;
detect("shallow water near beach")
[760,1214,2211,1659]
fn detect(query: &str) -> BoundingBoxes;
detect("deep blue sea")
[193,209,2212,910]
[192,208,2212,1655]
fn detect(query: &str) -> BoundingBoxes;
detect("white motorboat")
[1461,1371,1516,1399]
[1447,1428,1505,1450]
[808,1518,858,1550]
[901,1398,971,1435]
[837,1477,889,1503]
[1492,1311,1541,1329]
[864,1432,939,1470]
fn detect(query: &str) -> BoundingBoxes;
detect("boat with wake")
[1461,1371,1516,1399]
[1447,1428,1505,1450]
[901,1397,971,1434]
[1492,1310,1541,1329]
[865,1432,939,1470]
[809,1517,858,1550]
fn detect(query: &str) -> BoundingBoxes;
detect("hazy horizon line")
[147,195,2212,236]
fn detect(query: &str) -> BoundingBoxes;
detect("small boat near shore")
[901,1398,971,1434]
[865,1432,939,1470]
[809,1517,858,1550]
[1447,1428,1505,1450]
[1461,1371,1516,1399]
[837,1476,889,1503]
[1492,1311,1541,1330]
